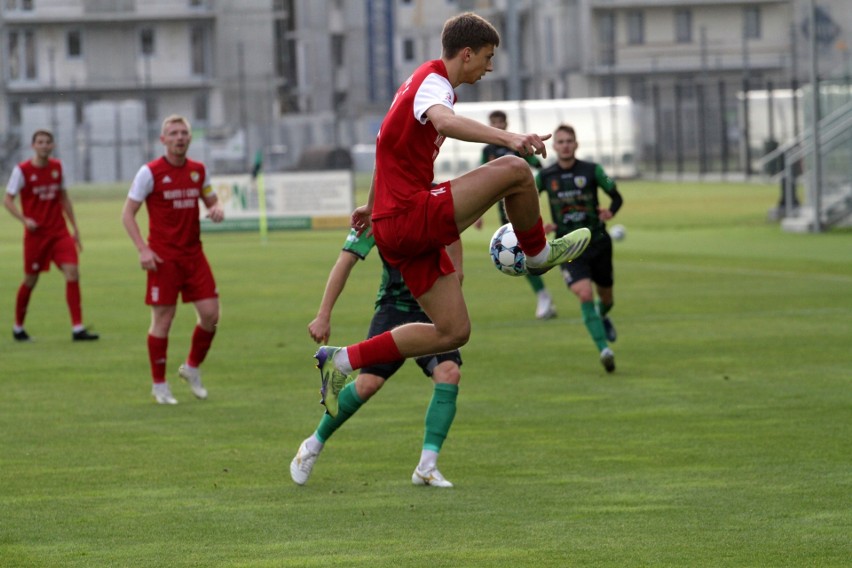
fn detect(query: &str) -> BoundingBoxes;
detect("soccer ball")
[610,224,626,241]
[489,223,528,276]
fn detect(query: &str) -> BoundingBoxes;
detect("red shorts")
[372,182,460,298]
[23,231,78,274]
[146,252,218,305]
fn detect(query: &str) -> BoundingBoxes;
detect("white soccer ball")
[489,223,528,276]
[610,224,626,241]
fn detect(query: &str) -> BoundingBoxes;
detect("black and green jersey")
[341,229,421,313]
[482,144,543,224]
[535,159,621,241]
[482,144,543,168]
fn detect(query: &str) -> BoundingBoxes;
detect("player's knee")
[433,362,461,386]
[198,306,220,329]
[442,322,470,350]
[356,374,384,400]
[61,264,79,281]
[495,155,532,182]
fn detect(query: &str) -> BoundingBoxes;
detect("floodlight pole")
[809,0,823,232]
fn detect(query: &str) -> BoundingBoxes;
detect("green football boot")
[314,346,349,418]
[527,227,591,275]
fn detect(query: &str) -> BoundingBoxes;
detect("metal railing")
[756,98,852,230]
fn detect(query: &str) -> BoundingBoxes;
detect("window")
[193,92,208,122]
[677,82,695,99]
[331,33,345,67]
[140,28,155,56]
[7,30,36,80]
[598,12,615,66]
[190,26,207,75]
[744,7,761,39]
[402,38,415,62]
[675,10,692,43]
[8,32,20,79]
[282,0,296,32]
[145,97,158,125]
[5,0,34,11]
[274,2,297,80]
[629,77,647,102]
[600,76,615,97]
[627,11,644,45]
[9,101,21,126]
[67,30,82,58]
[543,18,554,66]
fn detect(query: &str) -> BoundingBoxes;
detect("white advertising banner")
[202,170,354,231]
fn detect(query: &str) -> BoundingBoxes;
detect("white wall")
[434,97,641,179]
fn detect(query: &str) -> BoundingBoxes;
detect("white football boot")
[412,466,454,488]
[152,382,178,405]
[290,438,321,486]
[535,290,557,320]
[178,364,208,400]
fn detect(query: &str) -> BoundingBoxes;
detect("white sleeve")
[5,166,24,196]
[127,166,154,202]
[412,73,454,125]
[202,170,215,197]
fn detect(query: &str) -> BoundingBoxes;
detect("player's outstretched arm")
[427,105,551,158]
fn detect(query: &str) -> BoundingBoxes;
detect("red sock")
[66,281,83,327]
[513,217,547,257]
[187,325,216,367]
[15,284,33,327]
[347,331,402,370]
[147,334,168,383]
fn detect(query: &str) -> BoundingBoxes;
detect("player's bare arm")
[426,104,550,158]
[202,193,224,223]
[351,171,375,234]
[308,251,359,344]
[4,193,38,231]
[59,190,82,251]
[121,197,162,271]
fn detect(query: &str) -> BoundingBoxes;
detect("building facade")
[0,0,848,180]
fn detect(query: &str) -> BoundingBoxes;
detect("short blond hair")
[161,114,191,135]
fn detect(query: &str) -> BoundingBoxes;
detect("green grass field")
[0,180,850,567]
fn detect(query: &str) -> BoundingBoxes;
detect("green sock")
[315,382,364,443]
[422,383,459,452]
[526,273,545,293]
[581,301,608,351]
[596,299,613,317]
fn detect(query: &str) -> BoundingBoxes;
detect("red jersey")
[128,156,212,261]
[372,59,457,220]
[5,158,68,237]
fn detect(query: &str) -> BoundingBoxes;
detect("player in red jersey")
[121,115,224,405]
[314,13,591,421]
[4,129,99,342]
